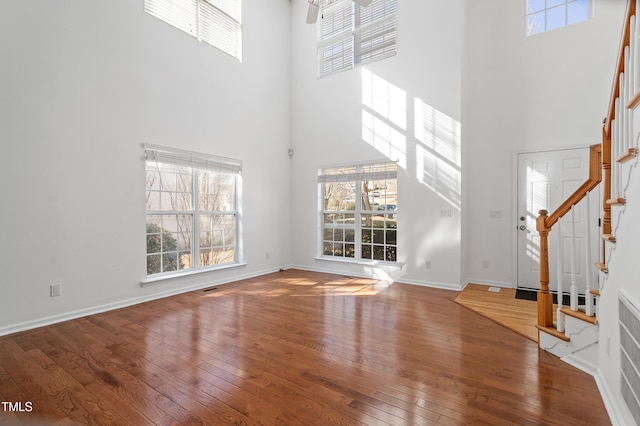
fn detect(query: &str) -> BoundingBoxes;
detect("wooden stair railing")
[603,0,637,238]
[536,0,637,330]
[536,144,602,328]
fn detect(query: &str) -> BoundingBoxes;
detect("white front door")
[516,148,600,293]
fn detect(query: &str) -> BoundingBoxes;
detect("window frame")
[317,0,397,78]
[525,0,590,36]
[318,162,398,263]
[144,0,242,61]
[144,144,243,280]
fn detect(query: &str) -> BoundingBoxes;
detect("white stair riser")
[539,316,598,357]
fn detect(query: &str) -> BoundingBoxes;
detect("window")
[318,0,397,78]
[525,0,590,36]
[145,0,242,61]
[319,162,397,262]
[144,144,242,277]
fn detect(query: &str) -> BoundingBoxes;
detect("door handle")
[519,225,527,231]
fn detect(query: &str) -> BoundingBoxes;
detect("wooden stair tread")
[628,91,640,110]
[590,289,600,296]
[602,234,617,243]
[537,325,570,342]
[596,262,609,273]
[616,147,638,163]
[606,197,626,205]
[560,307,597,324]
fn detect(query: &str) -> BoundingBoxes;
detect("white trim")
[397,277,463,292]
[0,266,281,338]
[141,261,248,286]
[594,367,636,426]
[463,278,516,289]
[294,263,462,291]
[314,256,404,268]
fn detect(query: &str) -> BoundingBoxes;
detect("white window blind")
[318,162,397,183]
[318,0,396,78]
[144,143,242,174]
[145,0,242,61]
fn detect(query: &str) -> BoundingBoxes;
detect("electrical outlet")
[50,283,61,297]
[425,260,431,270]
[482,260,490,269]
[440,209,452,218]
[265,252,270,260]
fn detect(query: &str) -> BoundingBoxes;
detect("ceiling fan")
[306,0,372,24]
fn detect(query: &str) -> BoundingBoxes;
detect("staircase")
[535,0,639,360]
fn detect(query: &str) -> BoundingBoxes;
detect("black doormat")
[515,289,586,305]
[515,289,537,301]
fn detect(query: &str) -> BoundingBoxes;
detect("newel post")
[536,209,554,328]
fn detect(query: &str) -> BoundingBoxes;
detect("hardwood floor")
[454,284,541,343]
[0,270,610,425]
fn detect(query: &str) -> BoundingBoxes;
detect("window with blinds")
[144,144,242,277]
[319,162,398,262]
[318,0,396,78]
[145,0,242,61]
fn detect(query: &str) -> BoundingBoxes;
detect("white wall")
[289,1,465,289]
[0,0,292,334]
[464,0,625,287]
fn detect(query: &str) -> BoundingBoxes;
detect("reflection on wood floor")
[0,270,608,425]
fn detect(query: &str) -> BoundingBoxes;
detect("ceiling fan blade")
[306,1,319,24]
[353,0,372,6]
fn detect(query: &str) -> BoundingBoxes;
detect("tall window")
[525,0,590,36]
[144,145,242,277]
[319,162,397,262]
[145,0,242,61]
[318,0,397,78]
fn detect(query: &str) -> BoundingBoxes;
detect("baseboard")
[561,343,599,376]
[463,278,515,289]
[594,367,636,426]
[0,266,285,337]
[291,264,463,291]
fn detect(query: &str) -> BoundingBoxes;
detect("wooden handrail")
[605,0,637,138]
[545,144,602,228]
[538,0,635,330]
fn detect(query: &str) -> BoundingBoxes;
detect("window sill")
[314,256,404,269]
[141,262,247,287]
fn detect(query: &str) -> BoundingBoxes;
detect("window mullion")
[192,168,200,269]
[354,168,362,260]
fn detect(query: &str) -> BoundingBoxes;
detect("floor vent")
[619,290,640,425]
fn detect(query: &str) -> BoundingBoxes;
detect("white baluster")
[585,193,594,317]
[632,16,637,94]
[556,222,565,332]
[612,116,618,196]
[620,71,626,153]
[570,205,578,311]
[625,46,632,154]
[635,10,640,94]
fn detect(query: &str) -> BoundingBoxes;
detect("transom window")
[319,162,397,262]
[145,0,242,61]
[144,145,242,277]
[525,0,590,36]
[318,0,397,78]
